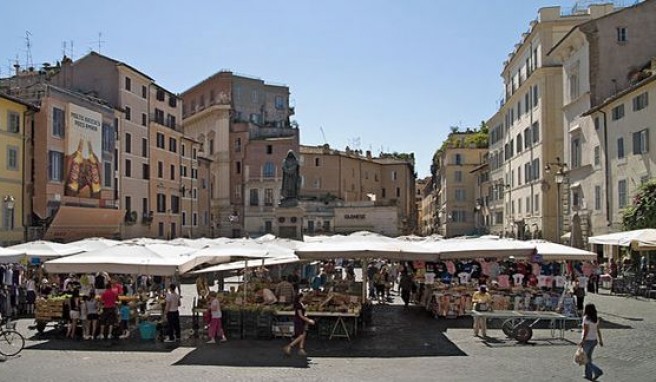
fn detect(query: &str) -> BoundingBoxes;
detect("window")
[617,27,627,42]
[264,188,274,206]
[157,161,163,178]
[265,221,273,233]
[235,138,241,153]
[171,195,180,214]
[633,92,649,111]
[275,95,284,109]
[156,89,165,101]
[571,137,581,168]
[454,171,463,183]
[526,196,531,214]
[617,137,625,159]
[125,106,131,121]
[102,123,114,152]
[142,113,147,126]
[7,111,20,133]
[454,154,462,165]
[618,179,627,208]
[518,198,522,214]
[142,138,148,157]
[181,165,187,178]
[209,139,214,155]
[531,122,539,143]
[156,133,165,148]
[154,109,164,124]
[633,129,649,154]
[182,212,187,226]
[192,212,197,226]
[451,210,466,223]
[142,85,147,98]
[455,189,465,201]
[104,162,112,187]
[125,133,132,153]
[532,85,539,107]
[569,71,579,101]
[52,107,65,137]
[524,162,531,182]
[392,171,398,181]
[263,162,275,178]
[534,194,539,213]
[192,148,197,159]
[191,168,198,179]
[593,146,601,166]
[170,164,175,180]
[125,159,132,177]
[125,196,132,212]
[158,222,164,237]
[611,104,624,120]
[250,189,259,206]
[524,128,531,149]
[125,77,131,91]
[6,146,18,170]
[266,145,273,154]
[48,151,64,181]
[594,117,600,130]
[315,158,320,166]
[169,137,177,153]
[142,163,150,180]
[157,193,166,213]
[516,134,522,153]
[594,185,602,211]
[181,144,186,157]
[382,188,386,198]
[236,161,241,174]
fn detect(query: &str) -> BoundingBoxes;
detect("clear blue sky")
[1,0,589,177]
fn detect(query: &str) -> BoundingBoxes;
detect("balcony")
[150,114,177,130]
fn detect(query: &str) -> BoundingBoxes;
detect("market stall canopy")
[191,239,292,262]
[192,255,301,274]
[0,246,25,264]
[296,231,440,261]
[43,206,123,242]
[588,229,656,249]
[434,238,537,260]
[8,240,84,260]
[68,237,121,252]
[168,237,220,249]
[528,240,597,261]
[43,242,218,276]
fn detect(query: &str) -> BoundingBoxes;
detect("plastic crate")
[139,322,157,340]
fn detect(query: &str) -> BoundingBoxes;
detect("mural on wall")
[64,103,102,199]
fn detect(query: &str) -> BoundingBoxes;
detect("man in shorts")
[99,281,118,339]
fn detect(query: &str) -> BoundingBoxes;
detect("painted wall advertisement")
[64,103,102,199]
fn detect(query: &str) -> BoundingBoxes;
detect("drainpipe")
[600,110,611,226]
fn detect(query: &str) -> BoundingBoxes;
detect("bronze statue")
[281,150,300,204]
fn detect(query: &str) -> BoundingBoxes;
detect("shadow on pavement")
[25,337,179,353]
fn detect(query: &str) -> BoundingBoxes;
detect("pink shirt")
[497,275,510,289]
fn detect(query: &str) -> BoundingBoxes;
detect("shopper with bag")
[579,303,604,381]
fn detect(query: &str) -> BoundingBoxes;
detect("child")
[119,301,131,339]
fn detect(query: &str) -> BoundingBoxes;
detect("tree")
[622,179,656,230]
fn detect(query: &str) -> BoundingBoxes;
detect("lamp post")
[545,157,568,243]
[3,196,15,231]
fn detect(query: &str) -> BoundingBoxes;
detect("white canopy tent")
[0,247,25,264]
[44,242,221,276]
[588,229,656,251]
[68,237,121,252]
[192,255,301,274]
[8,240,84,260]
[528,240,597,261]
[426,238,537,260]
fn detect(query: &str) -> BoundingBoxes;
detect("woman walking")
[580,303,604,381]
[283,292,315,356]
[206,291,227,344]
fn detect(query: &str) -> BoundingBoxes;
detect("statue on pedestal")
[281,150,300,206]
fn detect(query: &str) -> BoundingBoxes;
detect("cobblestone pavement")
[1,287,654,382]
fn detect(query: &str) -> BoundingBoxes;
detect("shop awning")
[44,206,123,242]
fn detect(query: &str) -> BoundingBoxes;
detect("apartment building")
[299,145,417,236]
[181,71,297,238]
[0,93,35,245]
[471,157,491,236]
[433,132,487,238]
[549,0,656,241]
[486,5,614,242]
[416,177,436,236]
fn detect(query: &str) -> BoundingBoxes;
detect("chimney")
[366,150,372,159]
[13,63,19,76]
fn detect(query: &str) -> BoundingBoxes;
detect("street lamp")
[545,157,568,243]
[3,195,15,210]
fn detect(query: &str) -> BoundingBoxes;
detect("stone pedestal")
[275,205,303,240]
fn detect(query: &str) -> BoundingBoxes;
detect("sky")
[0,0,606,177]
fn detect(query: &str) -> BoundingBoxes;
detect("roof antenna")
[25,31,33,69]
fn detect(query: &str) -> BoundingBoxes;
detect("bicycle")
[0,315,25,357]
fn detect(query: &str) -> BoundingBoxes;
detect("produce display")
[34,295,70,321]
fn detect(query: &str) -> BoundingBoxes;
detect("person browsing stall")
[163,283,181,342]
[275,275,295,304]
[99,282,118,339]
[283,292,315,357]
[472,285,493,337]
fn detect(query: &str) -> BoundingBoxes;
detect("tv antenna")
[92,32,105,53]
[319,126,328,144]
[25,31,33,69]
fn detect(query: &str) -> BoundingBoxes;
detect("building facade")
[549,0,656,242]
[433,132,487,238]
[0,94,35,245]
[486,5,613,242]
[181,71,297,238]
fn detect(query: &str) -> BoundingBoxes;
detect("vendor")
[472,285,492,337]
[274,276,295,304]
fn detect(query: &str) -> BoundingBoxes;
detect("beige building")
[0,93,35,245]
[299,145,417,236]
[549,0,656,242]
[416,177,436,236]
[433,131,487,238]
[486,5,613,242]
[181,71,297,238]
[470,158,491,236]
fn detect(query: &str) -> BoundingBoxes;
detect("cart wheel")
[513,325,533,343]
[35,321,47,334]
[501,318,520,338]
